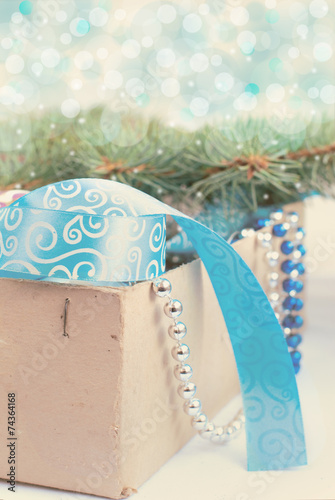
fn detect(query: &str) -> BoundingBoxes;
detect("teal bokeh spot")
[77,19,90,35]
[266,9,280,23]
[136,93,150,108]
[269,57,283,72]
[19,0,32,15]
[240,42,255,55]
[245,83,260,95]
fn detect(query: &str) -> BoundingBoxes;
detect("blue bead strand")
[269,210,306,376]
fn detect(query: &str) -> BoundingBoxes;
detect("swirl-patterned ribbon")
[0,179,307,471]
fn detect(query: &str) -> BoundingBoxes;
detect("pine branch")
[0,109,334,216]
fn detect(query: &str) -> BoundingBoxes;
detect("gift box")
[0,183,306,498]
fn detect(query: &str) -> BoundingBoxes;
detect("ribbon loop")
[0,178,307,470]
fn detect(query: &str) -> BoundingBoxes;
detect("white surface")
[0,274,335,500]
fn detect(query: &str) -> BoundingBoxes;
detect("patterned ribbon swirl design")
[0,178,307,471]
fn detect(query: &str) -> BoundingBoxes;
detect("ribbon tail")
[172,215,307,471]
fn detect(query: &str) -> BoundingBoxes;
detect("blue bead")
[256,218,271,229]
[273,223,288,237]
[293,363,301,374]
[286,333,302,348]
[283,315,296,328]
[294,315,304,328]
[281,260,295,274]
[294,280,304,293]
[281,241,294,255]
[294,298,303,311]
[283,314,303,329]
[297,244,306,256]
[290,350,302,365]
[283,297,304,311]
[283,296,297,310]
[295,263,305,275]
[283,278,296,292]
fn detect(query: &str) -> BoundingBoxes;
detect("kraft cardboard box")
[0,202,305,499]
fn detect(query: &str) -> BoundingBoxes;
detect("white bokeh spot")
[230,7,249,26]
[156,48,176,68]
[5,55,24,75]
[183,14,202,33]
[309,0,328,18]
[104,70,123,90]
[157,5,177,24]
[74,51,94,70]
[161,78,180,97]
[190,53,209,73]
[190,97,209,117]
[266,83,285,102]
[313,42,332,62]
[122,39,141,59]
[41,49,60,68]
[61,99,81,118]
[89,7,109,27]
[320,84,335,104]
[215,72,234,92]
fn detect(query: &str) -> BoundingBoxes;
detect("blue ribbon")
[0,179,307,470]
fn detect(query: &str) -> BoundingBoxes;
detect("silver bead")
[295,230,304,241]
[184,398,201,416]
[237,410,246,424]
[164,299,183,318]
[231,419,243,432]
[266,251,279,267]
[211,426,225,444]
[192,413,208,430]
[171,344,190,362]
[174,363,193,381]
[258,231,272,248]
[293,249,302,260]
[270,209,283,222]
[269,292,280,304]
[284,327,292,336]
[152,278,172,297]
[290,269,299,279]
[241,228,255,238]
[200,422,215,440]
[223,425,235,439]
[269,272,279,288]
[168,321,187,340]
[286,211,299,226]
[178,382,196,400]
[283,222,290,231]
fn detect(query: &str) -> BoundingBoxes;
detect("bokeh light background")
[0,0,334,145]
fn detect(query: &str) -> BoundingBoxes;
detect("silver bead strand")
[152,277,244,444]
